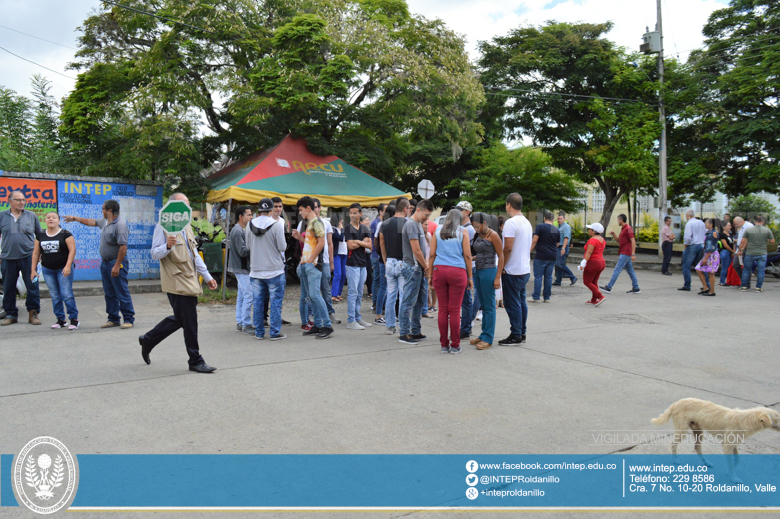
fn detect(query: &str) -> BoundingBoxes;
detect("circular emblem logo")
[14,437,78,514]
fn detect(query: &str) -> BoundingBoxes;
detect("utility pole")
[656,0,667,258]
[640,1,667,257]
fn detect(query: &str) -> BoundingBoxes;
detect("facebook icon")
[466,460,478,473]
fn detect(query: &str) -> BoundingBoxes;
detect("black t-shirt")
[533,223,560,261]
[381,217,405,260]
[345,223,371,268]
[37,229,73,270]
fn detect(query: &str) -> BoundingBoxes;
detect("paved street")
[1,269,777,518]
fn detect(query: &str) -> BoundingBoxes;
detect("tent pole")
[222,199,232,300]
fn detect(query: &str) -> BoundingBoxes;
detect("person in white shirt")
[499,193,533,346]
[679,210,706,291]
[732,216,754,278]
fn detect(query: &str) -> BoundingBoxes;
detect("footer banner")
[3,452,779,511]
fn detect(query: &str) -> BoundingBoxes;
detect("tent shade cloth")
[206,135,410,207]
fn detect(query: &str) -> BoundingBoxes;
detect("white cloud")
[0,0,729,106]
[407,0,729,61]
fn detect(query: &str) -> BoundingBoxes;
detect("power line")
[0,24,77,51]
[489,87,649,104]
[0,45,76,80]
[102,0,217,35]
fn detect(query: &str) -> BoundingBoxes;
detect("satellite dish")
[418,179,435,200]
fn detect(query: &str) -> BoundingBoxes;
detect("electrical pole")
[656,0,667,258]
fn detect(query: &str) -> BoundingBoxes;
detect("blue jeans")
[421,281,429,315]
[532,258,556,300]
[298,263,331,329]
[41,265,78,322]
[235,273,253,327]
[475,267,497,344]
[501,272,529,338]
[251,274,285,337]
[719,250,732,284]
[99,258,134,324]
[741,254,767,289]
[555,246,577,283]
[374,262,387,315]
[321,267,335,315]
[681,244,704,289]
[346,265,367,323]
[384,258,405,328]
[399,263,425,337]
[460,268,480,334]
[1,255,40,319]
[332,255,347,297]
[606,254,639,290]
[371,256,381,308]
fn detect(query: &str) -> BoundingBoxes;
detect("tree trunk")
[598,182,626,232]
[626,195,632,228]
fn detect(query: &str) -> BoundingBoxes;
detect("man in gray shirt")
[0,190,42,325]
[398,199,433,344]
[228,205,252,333]
[64,199,135,328]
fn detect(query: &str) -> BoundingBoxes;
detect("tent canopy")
[206,135,410,207]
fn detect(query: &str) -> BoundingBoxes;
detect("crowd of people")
[1,188,776,373]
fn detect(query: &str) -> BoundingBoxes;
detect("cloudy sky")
[1,0,729,105]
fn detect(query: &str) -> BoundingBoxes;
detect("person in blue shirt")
[553,211,577,286]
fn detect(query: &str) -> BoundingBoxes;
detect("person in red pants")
[579,223,607,307]
[428,209,472,353]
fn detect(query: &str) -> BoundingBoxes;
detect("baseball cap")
[456,201,473,212]
[586,222,604,234]
[258,198,273,212]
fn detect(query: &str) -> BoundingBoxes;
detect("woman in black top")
[469,213,504,350]
[718,221,735,286]
[31,212,79,329]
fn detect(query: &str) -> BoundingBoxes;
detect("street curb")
[38,282,162,299]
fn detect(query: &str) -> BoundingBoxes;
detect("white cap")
[456,201,473,212]
[586,222,604,234]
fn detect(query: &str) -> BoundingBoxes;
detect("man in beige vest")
[139,193,217,373]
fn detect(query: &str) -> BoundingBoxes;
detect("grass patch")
[199,287,237,305]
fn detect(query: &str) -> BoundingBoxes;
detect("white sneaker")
[475,311,483,321]
[346,321,365,330]
[357,319,372,327]
[385,326,396,335]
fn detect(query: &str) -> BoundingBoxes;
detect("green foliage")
[478,22,661,229]
[568,215,588,242]
[635,212,659,243]
[191,218,225,243]
[726,194,777,222]
[447,143,583,213]
[0,76,69,173]
[684,0,780,196]
[60,0,484,197]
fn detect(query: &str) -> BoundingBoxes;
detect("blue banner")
[4,454,778,510]
[57,180,163,281]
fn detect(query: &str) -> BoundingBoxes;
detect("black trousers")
[661,241,673,273]
[144,293,204,366]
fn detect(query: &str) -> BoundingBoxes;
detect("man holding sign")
[139,193,217,373]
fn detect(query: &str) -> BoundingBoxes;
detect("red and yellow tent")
[206,135,410,207]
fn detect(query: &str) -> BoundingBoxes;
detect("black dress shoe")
[139,335,152,365]
[189,362,216,373]
[411,334,427,341]
[498,335,523,346]
[282,319,291,326]
[678,287,691,291]
[460,331,470,339]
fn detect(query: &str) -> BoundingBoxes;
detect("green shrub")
[569,215,588,241]
[635,212,659,242]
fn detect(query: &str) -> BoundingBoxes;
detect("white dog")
[652,398,780,482]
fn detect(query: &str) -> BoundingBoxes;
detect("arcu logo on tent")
[14,436,78,514]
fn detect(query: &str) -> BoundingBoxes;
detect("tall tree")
[447,143,583,213]
[688,0,780,197]
[61,0,484,198]
[478,22,661,229]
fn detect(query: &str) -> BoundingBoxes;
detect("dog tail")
[651,405,674,425]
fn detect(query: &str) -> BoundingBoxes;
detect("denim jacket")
[703,230,719,253]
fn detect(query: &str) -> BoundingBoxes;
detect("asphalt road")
[1,268,777,518]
